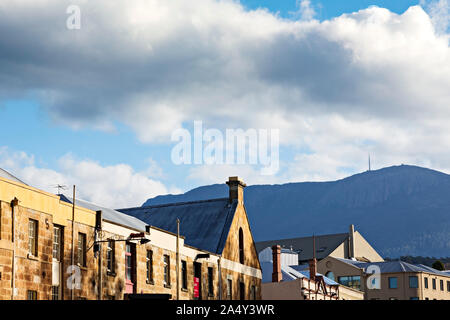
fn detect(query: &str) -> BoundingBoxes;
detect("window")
[52,286,60,300]
[27,290,37,300]
[447,281,450,292]
[107,240,115,274]
[163,255,171,287]
[239,282,245,300]
[410,297,419,300]
[28,219,38,256]
[440,279,444,291]
[424,277,428,289]
[432,278,436,290]
[409,276,418,288]
[250,285,256,300]
[146,250,153,284]
[181,260,187,290]
[239,228,244,264]
[125,243,136,294]
[325,271,335,281]
[338,276,361,290]
[77,233,86,267]
[227,279,232,300]
[53,226,62,261]
[388,277,398,289]
[208,267,214,296]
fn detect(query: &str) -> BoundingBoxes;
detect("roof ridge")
[120,197,229,210]
[257,232,349,243]
[61,194,122,212]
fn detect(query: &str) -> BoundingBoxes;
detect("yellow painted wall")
[0,176,96,227]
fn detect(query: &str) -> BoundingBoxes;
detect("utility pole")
[176,219,180,300]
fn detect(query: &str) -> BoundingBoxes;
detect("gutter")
[10,197,18,300]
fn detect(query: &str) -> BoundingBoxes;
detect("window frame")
[208,267,214,297]
[239,228,244,264]
[424,277,428,289]
[146,250,154,284]
[52,225,63,262]
[181,260,188,290]
[388,277,398,289]
[163,254,171,288]
[106,239,116,275]
[77,232,87,267]
[227,279,233,300]
[409,276,418,289]
[28,219,38,257]
[27,290,38,300]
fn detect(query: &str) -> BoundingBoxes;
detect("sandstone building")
[0,169,261,300]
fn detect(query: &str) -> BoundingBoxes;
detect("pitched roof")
[260,261,338,285]
[336,258,450,277]
[118,198,238,254]
[256,233,349,261]
[59,195,148,232]
[0,168,27,185]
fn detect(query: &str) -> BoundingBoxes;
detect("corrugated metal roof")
[256,233,349,261]
[0,168,27,185]
[118,198,237,254]
[261,261,338,285]
[59,195,148,232]
[336,258,450,277]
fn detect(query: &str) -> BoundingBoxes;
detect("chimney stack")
[349,224,355,259]
[309,258,317,282]
[272,245,282,283]
[226,177,246,204]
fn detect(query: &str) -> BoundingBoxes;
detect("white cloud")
[0,147,169,208]
[0,1,449,184]
[421,0,449,34]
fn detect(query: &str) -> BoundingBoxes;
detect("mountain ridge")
[143,165,450,258]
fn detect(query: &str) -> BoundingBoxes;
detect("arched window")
[239,228,244,264]
[325,271,335,281]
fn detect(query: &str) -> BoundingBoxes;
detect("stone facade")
[0,174,262,300]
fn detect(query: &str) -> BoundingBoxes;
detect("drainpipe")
[71,185,76,300]
[96,210,103,300]
[10,197,19,300]
[218,257,222,300]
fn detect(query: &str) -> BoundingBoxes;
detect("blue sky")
[0,0,448,207]
[241,0,420,19]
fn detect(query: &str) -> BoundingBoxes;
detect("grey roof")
[260,261,306,283]
[256,233,349,261]
[336,258,450,277]
[0,168,27,185]
[118,198,238,254]
[261,261,338,285]
[59,195,148,232]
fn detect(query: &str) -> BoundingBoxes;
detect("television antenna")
[52,184,68,194]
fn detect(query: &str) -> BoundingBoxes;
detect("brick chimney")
[272,245,282,283]
[226,177,246,204]
[309,258,317,282]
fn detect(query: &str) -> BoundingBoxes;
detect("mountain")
[143,165,450,258]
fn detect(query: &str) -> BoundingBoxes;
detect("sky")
[0,0,449,208]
